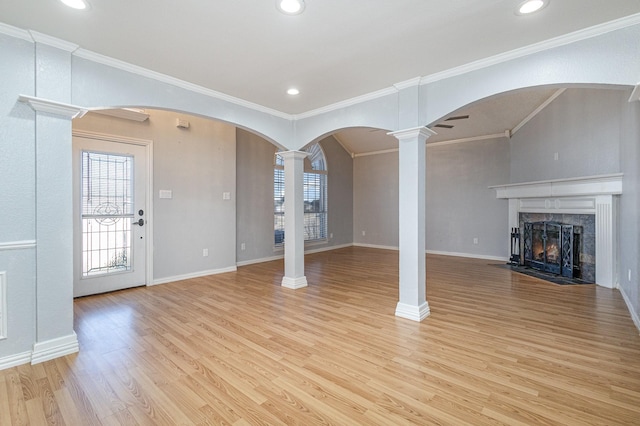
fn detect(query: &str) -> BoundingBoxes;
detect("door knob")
[133,218,144,226]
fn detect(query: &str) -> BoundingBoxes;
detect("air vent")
[434,124,454,129]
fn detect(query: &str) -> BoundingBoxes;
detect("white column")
[596,195,616,288]
[390,127,436,321]
[280,151,309,289]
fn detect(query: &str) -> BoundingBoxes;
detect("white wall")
[73,110,237,282]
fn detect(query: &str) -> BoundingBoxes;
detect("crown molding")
[420,13,640,86]
[18,95,87,119]
[73,48,292,120]
[511,88,565,136]
[293,86,398,121]
[426,133,508,148]
[28,30,78,52]
[0,22,31,42]
[90,108,150,122]
[393,77,421,91]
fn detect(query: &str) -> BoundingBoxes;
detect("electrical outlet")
[629,269,632,282]
[203,248,209,257]
[554,152,559,161]
[241,243,246,251]
[473,237,479,245]
[362,230,366,236]
[330,233,333,239]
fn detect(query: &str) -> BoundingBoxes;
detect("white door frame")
[72,129,154,288]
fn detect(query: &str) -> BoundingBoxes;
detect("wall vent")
[0,272,6,340]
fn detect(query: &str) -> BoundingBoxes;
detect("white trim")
[393,77,422,91]
[237,243,353,267]
[419,13,640,86]
[28,30,78,52]
[73,48,291,120]
[293,86,398,120]
[281,276,308,289]
[237,255,284,267]
[72,130,155,288]
[0,240,36,251]
[490,173,623,199]
[31,333,79,365]
[0,22,32,42]
[426,133,508,148]
[19,95,87,119]
[0,272,6,340]
[619,286,640,333]
[353,148,398,158]
[511,89,566,136]
[91,108,150,122]
[0,351,33,371]
[426,250,508,262]
[353,243,399,251]
[395,301,430,322]
[151,266,238,286]
[629,84,640,102]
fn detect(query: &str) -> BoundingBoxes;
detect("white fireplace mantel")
[490,173,623,289]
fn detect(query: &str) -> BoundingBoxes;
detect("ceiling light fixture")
[59,0,89,10]
[516,0,549,15]
[276,0,305,15]
[287,88,300,95]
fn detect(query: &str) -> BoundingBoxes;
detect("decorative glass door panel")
[81,152,134,276]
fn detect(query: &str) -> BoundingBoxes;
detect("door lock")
[133,218,144,226]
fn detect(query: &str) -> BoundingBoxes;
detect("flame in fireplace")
[533,242,559,262]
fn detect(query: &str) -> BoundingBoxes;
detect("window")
[274,143,328,246]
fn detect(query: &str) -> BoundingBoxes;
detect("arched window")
[274,143,328,246]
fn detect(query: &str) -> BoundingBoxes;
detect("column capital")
[388,126,436,141]
[278,150,309,160]
[19,95,87,119]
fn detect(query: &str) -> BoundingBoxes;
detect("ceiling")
[2,1,639,154]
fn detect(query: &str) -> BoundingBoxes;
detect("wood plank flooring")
[2,247,640,425]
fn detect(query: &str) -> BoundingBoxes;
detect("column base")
[281,276,308,289]
[395,301,430,322]
[31,332,79,365]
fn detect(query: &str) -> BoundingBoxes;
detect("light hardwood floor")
[2,247,640,425]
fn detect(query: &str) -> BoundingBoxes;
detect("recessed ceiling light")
[287,88,300,95]
[516,0,549,15]
[276,0,305,15]
[59,0,89,10]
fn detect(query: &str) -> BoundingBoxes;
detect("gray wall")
[74,110,237,282]
[353,152,399,248]
[510,88,623,182]
[236,131,354,263]
[0,34,37,358]
[426,138,510,258]
[618,91,640,325]
[353,140,510,259]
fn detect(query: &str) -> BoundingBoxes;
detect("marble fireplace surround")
[490,173,623,289]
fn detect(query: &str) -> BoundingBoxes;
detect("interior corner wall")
[0,33,37,359]
[319,136,353,248]
[426,138,510,259]
[73,110,237,283]
[353,152,399,248]
[509,88,625,183]
[619,93,640,328]
[236,131,354,264]
[236,129,279,263]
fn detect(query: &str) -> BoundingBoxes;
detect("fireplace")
[523,221,581,278]
[490,174,621,288]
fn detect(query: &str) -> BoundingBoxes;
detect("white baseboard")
[619,286,640,334]
[0,351,32,370]
[395,301,430,322]
[237,243,355,267]
[237,255,283,267]
[31,332,79,365]
[353,243,399,251]
[151,266,238,286]
[426,250,508,262]
[281,276,308,289]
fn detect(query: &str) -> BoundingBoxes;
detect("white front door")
[73,136,149,297]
